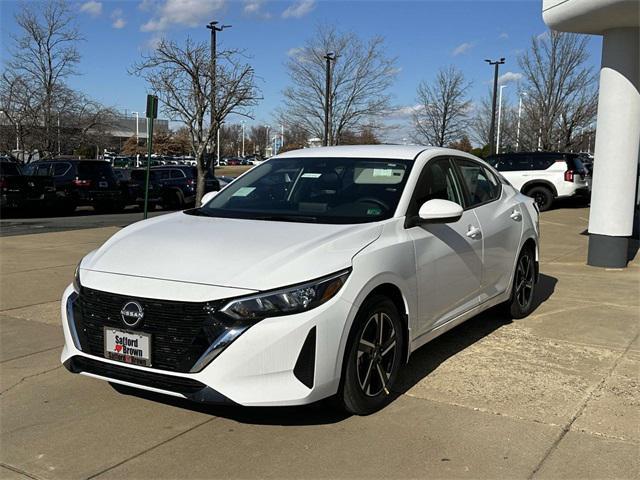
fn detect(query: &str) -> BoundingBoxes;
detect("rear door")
[453,157,522,302]
[407,157,483,335]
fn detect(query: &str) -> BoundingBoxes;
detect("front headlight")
[220,269,351,321]
[73,260,82,293]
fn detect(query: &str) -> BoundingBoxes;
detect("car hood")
[83,212,383,291]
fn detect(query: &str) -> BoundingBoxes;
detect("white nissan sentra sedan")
[61,145,539,415]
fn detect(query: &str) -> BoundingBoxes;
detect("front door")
[407,157,483,336]
[453,158,522,302]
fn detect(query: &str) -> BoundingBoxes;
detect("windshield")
[190,157,413,224]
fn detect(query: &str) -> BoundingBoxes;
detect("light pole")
[217,121,224,164]
[265,125,270,156]
[496,84,506,154]
[207,20,231,173]
[516,92,526,151]
[131,111,140,144]
[485,57,505,155]
[323,52,336,146]
[241,121,245,157]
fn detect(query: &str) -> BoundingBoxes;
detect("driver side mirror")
[200,190,218,205]
[415,199,463,224]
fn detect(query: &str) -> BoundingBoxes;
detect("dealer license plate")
[104,327,151,366]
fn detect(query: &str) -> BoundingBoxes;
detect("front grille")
[68,356,206,394]
[73,288,225,373]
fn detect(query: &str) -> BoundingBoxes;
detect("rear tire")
[337,295,404,415]
[525,186,553,212]
[163,190,184,210]
[506,246,537,319]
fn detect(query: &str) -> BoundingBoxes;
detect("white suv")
[486,152,591,211]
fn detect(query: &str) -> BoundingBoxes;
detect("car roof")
[274,145,449,160]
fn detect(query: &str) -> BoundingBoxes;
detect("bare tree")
[279,25,398,145]
[131,37,260,204]
[0,71,40,156]
[8,0,81,155]
[412,66,472,147]
[248,125,269,156]
[518,31,598,151]
[220,123,243,157]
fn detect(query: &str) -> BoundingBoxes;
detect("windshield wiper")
[253,214,319,223]
[183,208,215,217]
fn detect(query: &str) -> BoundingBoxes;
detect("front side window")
[192,157,413,224]
[35,164,52,176]
[455,158,501,207]
[0,162,21,176]
[408,158,463,216]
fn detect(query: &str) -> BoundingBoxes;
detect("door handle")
[510,210,522,221]
[466,225,481,239]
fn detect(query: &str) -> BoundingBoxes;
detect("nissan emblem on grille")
[120,301,144,327]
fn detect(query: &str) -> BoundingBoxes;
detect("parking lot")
[0,205,638,480]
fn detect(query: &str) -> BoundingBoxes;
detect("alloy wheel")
[515,253,535,309]
[356,312,397,397]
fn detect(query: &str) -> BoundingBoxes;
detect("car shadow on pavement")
[392,273,557,398]
[112,274,557,426]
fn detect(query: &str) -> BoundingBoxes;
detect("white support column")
[587,27,640,267]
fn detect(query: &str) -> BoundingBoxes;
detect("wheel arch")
[521,180,558,198]
[336,280,412,387]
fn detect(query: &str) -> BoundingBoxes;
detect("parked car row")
[1,158,222,216]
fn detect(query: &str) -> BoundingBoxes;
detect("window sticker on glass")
[354,166,406,185]
[373,169,393,177]
[232,186,256,197]
[366,207,382,216]
[301,173,322,178]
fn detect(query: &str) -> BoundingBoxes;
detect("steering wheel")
[356,197,390,211]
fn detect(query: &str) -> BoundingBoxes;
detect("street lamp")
[265,125,270,156]
[217,121,224,164]
[485,57,505,155]
[516,92,527,151]
[496,84,507,154]
[207,20,231,173]
[241,120,246,157]
[323,52,336,146]
[131,111,140,144]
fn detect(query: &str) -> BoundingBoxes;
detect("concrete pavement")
[0,207,638,479]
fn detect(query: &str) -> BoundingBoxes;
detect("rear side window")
[531,156,555,170]
[77,162,115,180]
[170,169,185,179]
[53,162,71,176]
[497,156,532,171]
[455,158,501,207]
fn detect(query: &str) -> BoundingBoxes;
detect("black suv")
[23,160,123,214]
[0,159,57,214]
[129,166,220,210]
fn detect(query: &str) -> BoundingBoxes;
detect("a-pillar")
[588,27,640,268]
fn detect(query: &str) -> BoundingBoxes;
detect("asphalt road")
[0,207,174,237]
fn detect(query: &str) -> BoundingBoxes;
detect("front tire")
[338,295,404,415]
[507,247,537,319]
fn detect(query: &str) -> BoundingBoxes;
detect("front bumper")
[60,284,353,406]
